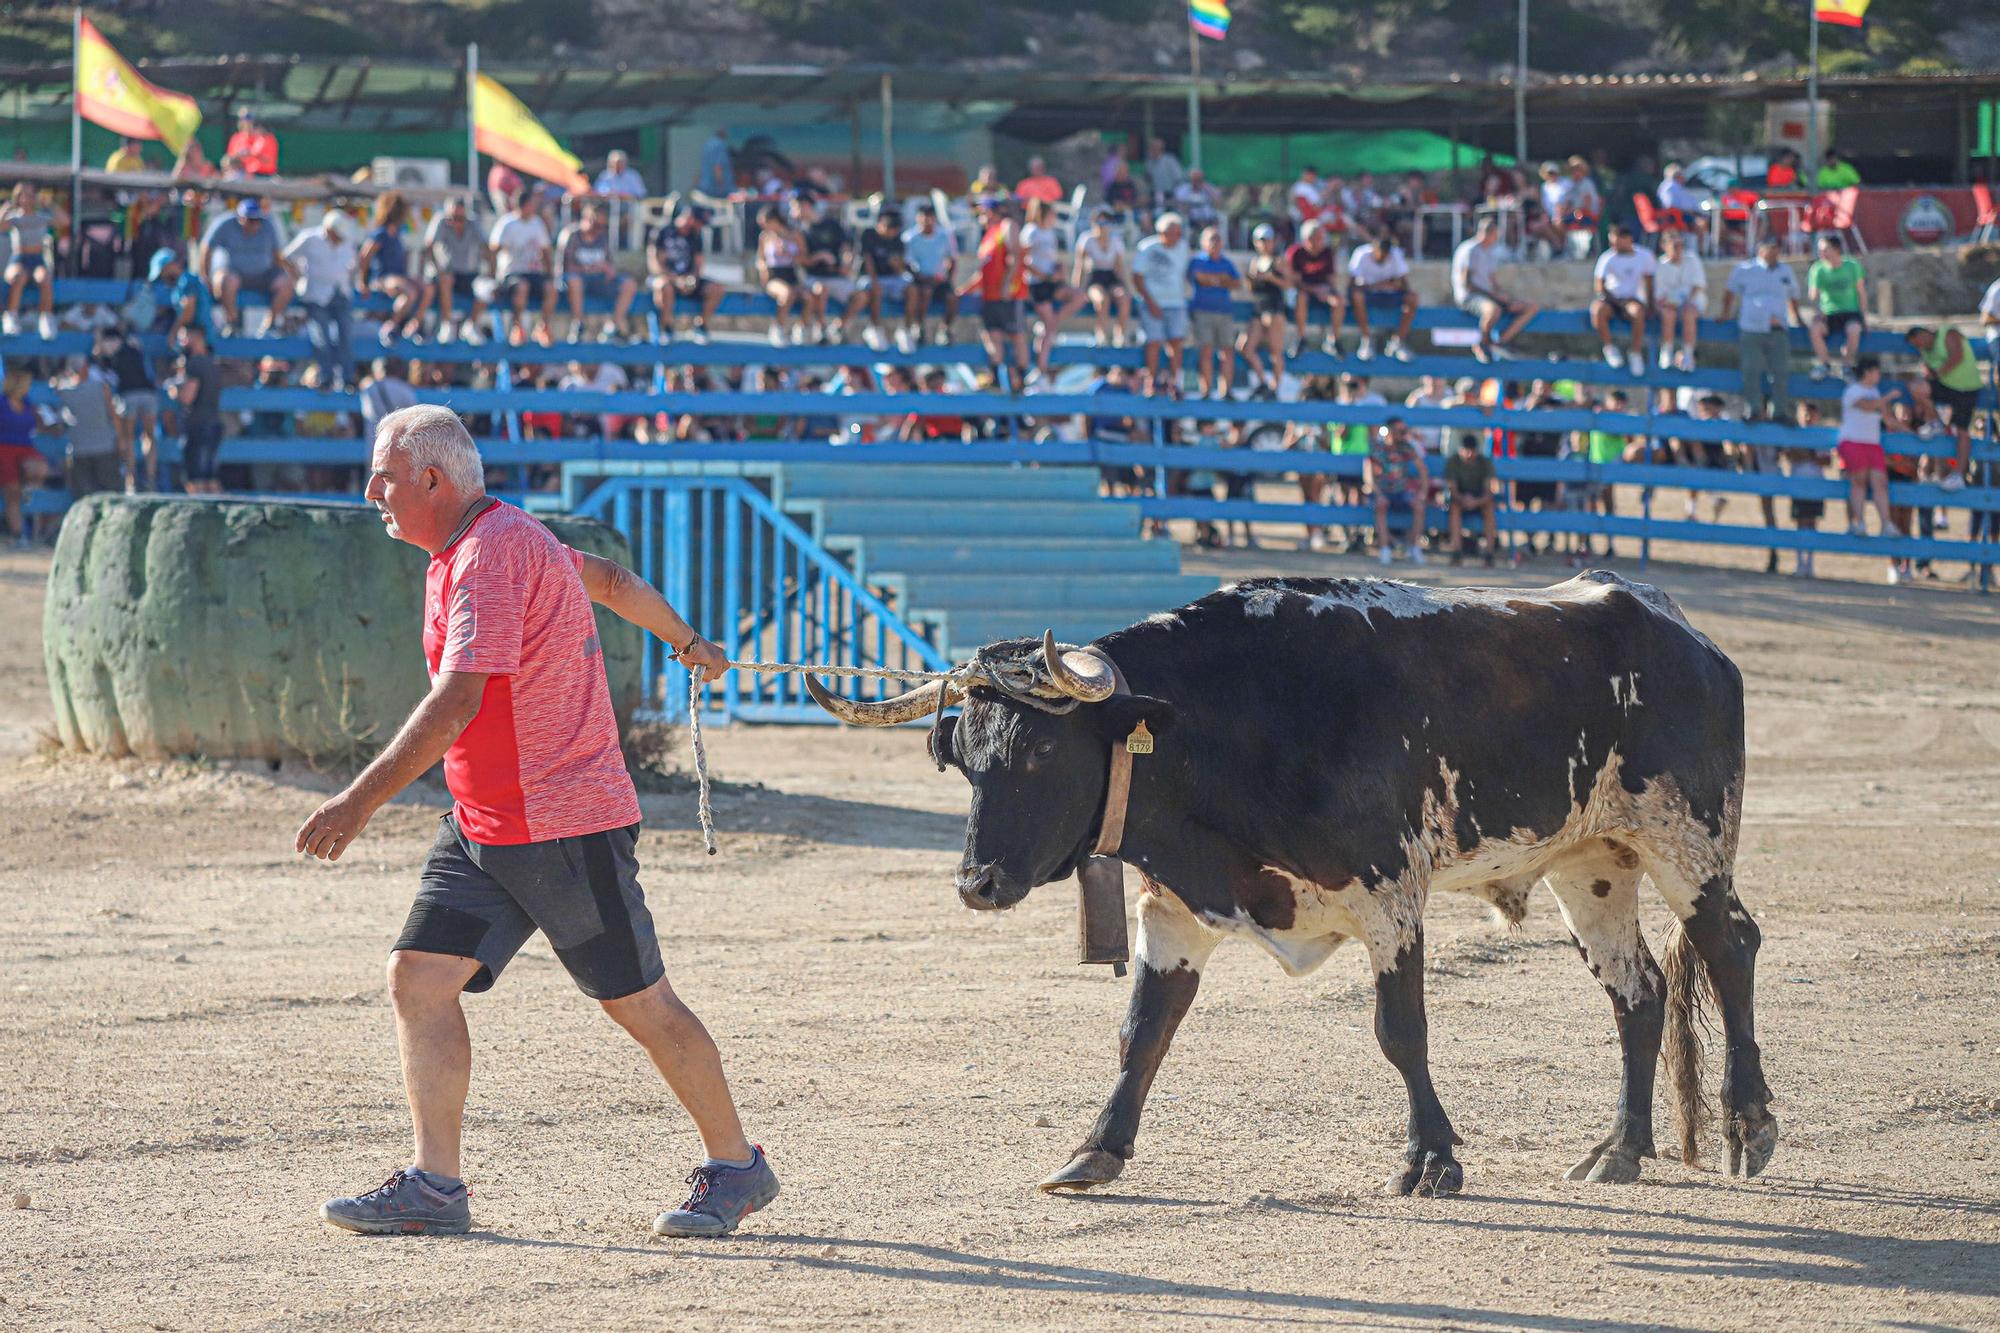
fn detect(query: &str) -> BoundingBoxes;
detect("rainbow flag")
[75,16,201,154]
[1815,0,1870,25]
[473,73,589,194]
[1189,0,1231,41]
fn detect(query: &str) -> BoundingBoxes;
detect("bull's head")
[806,631,1173,911]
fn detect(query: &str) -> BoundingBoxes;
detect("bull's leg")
[1039,889,1219,1193]
[1369,927,1464,1197]
[1675,873,1777,1178]
[1546,854,1663,1184]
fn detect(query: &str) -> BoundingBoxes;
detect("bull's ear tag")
[1125,720,1154,755]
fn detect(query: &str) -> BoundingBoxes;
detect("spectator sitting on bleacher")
[1288,166,1323,233]
[1385,172,1437,254]
[1146,138,1186,214]
[793,195,853,345]
[356,356,416,452]
[489,187,557,345]
[1016,157,1063,206]
[1476,155,1522,206]
[1807,235,1868,381]
[1073,209,1132,349]
[357,192,433,348]
[1452,216,1538,363]
[105,137,150,174]
[594,151,646,200]
[1285,220,1345,357]
[0,367,47,546]
[851,208,908,353]
[901,203,958,349]
[755,202,806,347]
[1817,148,1860,191]
[1370,417,1429,566]
[282,210,359,393]
[423,197,491,346]
[1172,169,1223,233]
[200,198,294,337]
[1103,160,1141,224]
[558,200,641,344]
[1656,162,1702,224]
[559,357,632,441]
[1591,224,1655,374]
[1444,419,1498,568]
[172,139,217,181]
[1653,228,1705,372]
[166,325,224,496]
[647,205,724,346]
[226,110,279,177]
[51,357,127,498]
[2,182,63,339]
[1022,198,1082,383]
[1347,229,1416,363]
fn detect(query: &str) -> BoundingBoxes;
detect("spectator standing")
[1186,225,1240,401]
[696,129,732,197]
[2,182,63,339]
[647,205,724,346]
[94,323,159,488]
[1369,417,1430,565]
[900,203,957,348]
[1285,221,1344,356]
[1720,237,1802,424]
[52,358,127,498]
[167,325,224,496]
[1835,358,1895,542]
[1451,217,1538,362]
[558,200,640,344]
[794,196,852,344]
[1653,228,1705,372]
[1903,325,1980,490]
[1015,157,1063,206]
[1806,235,1868,379]
[0,367,47,544]
[105,137,150,173]
[594,150,646,200]
[1590,224,1655,374]
[199,198,294,336]
[963,198,1030,385]
[1347,231,1416,363]
[357,192,434,347]
[489,188,557,344]
[1444,424,1498,567]
[283,210,361,392]
[226,110,279,176]
[1073,210,1132,348]
[1787,401,1827,578]
[1131,212,1192,396]
[424,197,491,345]
[1145,138,1186,212]
[1239,223,1291,396]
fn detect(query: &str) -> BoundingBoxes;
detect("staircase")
[762,463,1215,660]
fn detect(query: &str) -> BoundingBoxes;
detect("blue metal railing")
[571,473,950,723]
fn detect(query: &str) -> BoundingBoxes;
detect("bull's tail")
[1661,916,1716,1168]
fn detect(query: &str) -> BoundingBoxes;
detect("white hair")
[377,404,484,493]
[1154,210,1185,233]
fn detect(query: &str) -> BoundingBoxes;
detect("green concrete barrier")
[43,496,642,763]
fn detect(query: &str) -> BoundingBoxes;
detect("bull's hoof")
[1726,1109,1779,1179]
[1387,1149,1463,1198]
[1038,1148,1126,1193]
[1565,1143,1643,1184]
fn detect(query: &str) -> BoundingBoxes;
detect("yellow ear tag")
[1126,720,1154,755]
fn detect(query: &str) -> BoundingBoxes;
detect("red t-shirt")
[424,501,639,845]
[226,129,278,176]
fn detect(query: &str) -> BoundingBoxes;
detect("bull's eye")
[1030,739,1056,761]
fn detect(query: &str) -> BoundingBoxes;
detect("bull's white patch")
[1135,880,1222,975]
[1239,586,1288,618]
[1611,672,1642,713]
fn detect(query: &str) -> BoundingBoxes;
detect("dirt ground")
[2,541,1997,1332]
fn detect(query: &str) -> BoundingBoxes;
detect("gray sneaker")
[321,1168,471,1236]
[652,1147,779,1238]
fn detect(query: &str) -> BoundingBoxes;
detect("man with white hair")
[299,406,777,1240]
[1130,211,1191,394]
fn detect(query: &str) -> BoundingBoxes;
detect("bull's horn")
[1042,630,1116,703]
[804,673,960,726]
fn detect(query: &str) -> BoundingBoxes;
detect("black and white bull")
[808,572,1777,1196]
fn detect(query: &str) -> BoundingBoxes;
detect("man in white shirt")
[1980,276,2000,398]
[1130,212,1192,393]
[1657,163,1703,220]
[593,151,647,200]
[1289,167,1324,227]
[1590,224,1656,373]
[1346,231,1416,362]
[1450,217,1538,362]
[488,187,557,341]
[281,211,360,391]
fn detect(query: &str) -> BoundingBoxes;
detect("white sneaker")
[1603,345,1625,370]
[1384,336,1409,361]
[1407,544,1427,566]
[1488,343,1519,361]
[1355,336,1375,362]
[0,311,17,336]
[1675,349,1693,372]
[1629,357,1645,378]
[1378,548,1394,566]
[436,321,456,344]
[1658,347,1674,371]
[37,312,57,340]
[460,322,488,346]
[1809,361,1831,381]
[1846,521,1868,537]
[862,325,887,351]
[1885,564,1904,586]
[688,324,709,345]
[790,323,807,346]
[894,326,916,354]
[1940,473,1966,493]
[1321,335,1341,356]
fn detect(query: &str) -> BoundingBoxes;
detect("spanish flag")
[1189,0,1231,40]
[1815,0,1870,25]
[75,17,201,154]
[473,74,589,194]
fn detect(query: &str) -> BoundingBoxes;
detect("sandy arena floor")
[2,542,1997,1331]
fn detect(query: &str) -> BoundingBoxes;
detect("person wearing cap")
[199,197,295,336]
[1240,222,1292,396]
[283,210,360,393]
[647,205,723,345]
[146,247,211,342]
[962,197,1030,385]
[226,110,279,177]
[900,202,959,347]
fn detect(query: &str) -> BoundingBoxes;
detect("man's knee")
[386,950,472,1010]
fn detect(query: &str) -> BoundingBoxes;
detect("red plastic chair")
[1802,186,1866,254]
[1973,182,1998,245]
[1633,193,1687,239]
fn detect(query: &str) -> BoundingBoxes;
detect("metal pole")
[1514,0,1528,169]
[466,43,479,195]
[880,72,895,201]
[70,5,83,259]
[1805,6,1820,186]
[1186,23,1203,173]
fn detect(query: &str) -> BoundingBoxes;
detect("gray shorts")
[1138,305,1190,345]
[65,450,124,497]
[1189,308,1236,349]
[117,388,160,420]
[394,813,663,1001]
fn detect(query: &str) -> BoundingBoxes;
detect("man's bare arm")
[296,671,488,860]
[576,551,729,676]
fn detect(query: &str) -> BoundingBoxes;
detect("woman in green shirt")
[1807,236,1868,379]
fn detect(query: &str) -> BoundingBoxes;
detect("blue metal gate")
[573,474,951,723]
